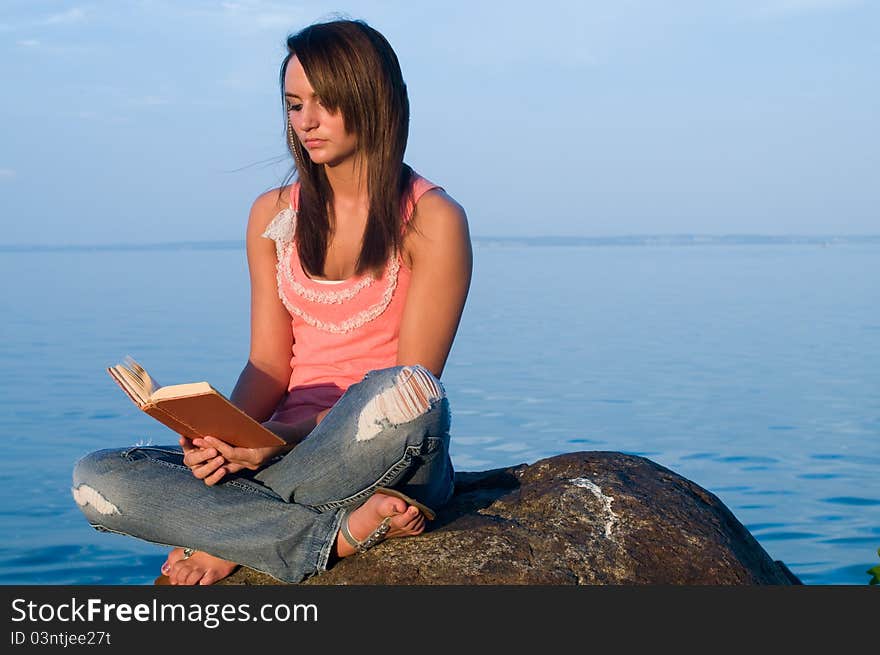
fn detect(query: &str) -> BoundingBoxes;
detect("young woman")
[72,18,472,585]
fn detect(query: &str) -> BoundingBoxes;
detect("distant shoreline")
[2,235,879,253]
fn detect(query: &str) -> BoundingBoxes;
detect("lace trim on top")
[261,207,400,334]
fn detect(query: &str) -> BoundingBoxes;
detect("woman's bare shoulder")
[415,187,465,218]
[403,188,470,267]
[247,184,296,236]
[411,188,468,233]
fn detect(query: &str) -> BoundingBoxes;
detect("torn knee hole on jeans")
[72,484,120,515]
[356,366,444,442]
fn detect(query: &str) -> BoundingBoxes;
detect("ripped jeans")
[72,365,455,583]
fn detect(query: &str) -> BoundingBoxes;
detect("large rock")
[222,451,800,585]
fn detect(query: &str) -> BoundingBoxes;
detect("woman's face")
[285,56,359,168]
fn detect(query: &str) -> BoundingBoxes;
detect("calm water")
[1,240,877,585]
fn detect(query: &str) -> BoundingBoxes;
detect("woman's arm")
[229,188,296,419]
[183,188,298,485]
[397,189,473,378]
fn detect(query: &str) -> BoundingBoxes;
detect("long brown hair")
[281,19,413,278]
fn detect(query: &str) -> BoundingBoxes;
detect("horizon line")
[2,233,879,253]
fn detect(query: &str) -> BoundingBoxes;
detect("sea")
[1,236,877,585]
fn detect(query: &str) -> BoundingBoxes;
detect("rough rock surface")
[221,451,800,585]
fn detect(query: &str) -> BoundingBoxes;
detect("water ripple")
[757,531,822,542]
[680,452,719,460]
[822,496,880,506]
[820,536,880,545]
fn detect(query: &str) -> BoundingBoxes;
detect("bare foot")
[335,493,426,558]
[161,548,239,586]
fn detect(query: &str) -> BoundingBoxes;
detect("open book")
[107,356,285,448]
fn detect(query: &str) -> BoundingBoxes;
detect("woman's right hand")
[180,436,229,484]
[179,409,330,485]
[179,436,282,486]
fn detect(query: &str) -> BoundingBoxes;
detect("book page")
[107,367,144,407]
[150,381,214,402]
[111,364,150,405]
[124,356,160,395]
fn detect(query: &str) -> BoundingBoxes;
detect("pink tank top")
[261,173,441,424]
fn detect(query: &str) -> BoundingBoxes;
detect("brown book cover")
[107,356,285,448]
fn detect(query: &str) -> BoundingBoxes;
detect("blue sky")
[1,0,878,245]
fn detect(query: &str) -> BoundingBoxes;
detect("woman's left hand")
[188,436,287,486]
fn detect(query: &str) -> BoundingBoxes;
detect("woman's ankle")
[334,494,424,559]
